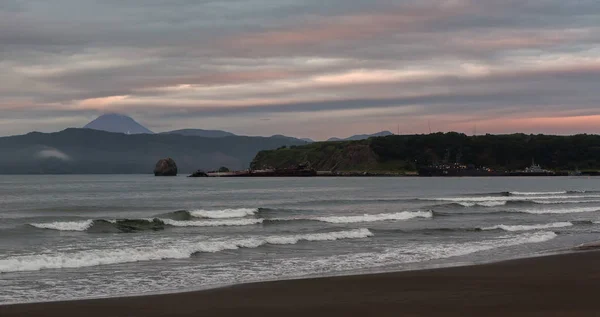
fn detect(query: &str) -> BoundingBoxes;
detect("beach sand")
[3,250,600,317]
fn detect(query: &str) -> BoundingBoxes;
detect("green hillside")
[251,132,600,172]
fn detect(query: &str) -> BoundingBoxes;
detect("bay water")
[1,175,600,304]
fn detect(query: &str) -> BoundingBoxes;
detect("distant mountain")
[270,134,307,142]
[327,131,394,142]
[162,129,236,138]
[300,138,315,143]
[0,129,306,174]
[84,114,154,134]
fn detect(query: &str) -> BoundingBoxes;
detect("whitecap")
[457,201,507,207]
[29,220,94,232]
[162,218,263,227]
[515,207,600,214]
[482,222,573,232]
[0,229,373,273]
[426,195,600,202]
[311,211,432,224]
[510,191,567,196]
[189,208,258,219]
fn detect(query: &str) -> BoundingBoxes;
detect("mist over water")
[1,176,600,304]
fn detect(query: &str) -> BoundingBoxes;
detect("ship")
[508,160,567,176]
[204,164,317,177]
[418,163,507,177]
[417,149,507,177]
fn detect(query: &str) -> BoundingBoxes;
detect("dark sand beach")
[3,250,600,317]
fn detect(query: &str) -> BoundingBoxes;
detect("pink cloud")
[225,6,476,50]
[137,69,301,89]
[448,115,600,135]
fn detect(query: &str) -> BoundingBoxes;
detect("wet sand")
[3,251,600,317]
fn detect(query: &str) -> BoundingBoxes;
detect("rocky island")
[154,158,178,176]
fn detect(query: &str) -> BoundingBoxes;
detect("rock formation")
[188,170,208,177]
[154,158,178,176]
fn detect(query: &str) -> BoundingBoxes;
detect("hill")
[83,114,154,134]
[161,129,236,138]
[0,129,306,174]
[327,131,393,142]
[251,133,600,172]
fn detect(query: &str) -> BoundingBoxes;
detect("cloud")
[0,0,599,139]
[37,148,72,161]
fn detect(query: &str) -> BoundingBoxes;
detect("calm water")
[1,175,600,304]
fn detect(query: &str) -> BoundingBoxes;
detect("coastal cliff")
[251,133,600,173]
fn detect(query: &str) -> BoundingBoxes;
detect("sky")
[1,0,599,140]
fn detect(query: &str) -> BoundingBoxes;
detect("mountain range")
[83,113,391,142]
[160,129,236,138]
[0,114,397,174]
[327,131,394,141]
[0,128,306,174]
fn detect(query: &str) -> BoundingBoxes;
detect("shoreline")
[0,247,572,306]
[3,249,600,317]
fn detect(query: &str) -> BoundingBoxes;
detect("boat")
[508,160,567,176]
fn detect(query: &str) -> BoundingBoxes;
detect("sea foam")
[530,199,600,205]
[482,222,573,232]
[457,201,507,207]
[189,208,259,219]
[426,195,600,202]
[516,207,600,214]
[312,211,433,224]
[162,218,263,227]
[277,231,558,276]
[29,220,94,232]
[509,191,567,196]
[0,229,373,273]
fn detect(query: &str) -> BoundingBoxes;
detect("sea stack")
[154,158,178,176]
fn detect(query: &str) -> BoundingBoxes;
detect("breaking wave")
[29,219,164,233]
[312,211,433,224]
[455,201,508,207]
[159,208,260,220]
[529,199,600,205]
[28,216,266,232]
[472,190,596,196]
[29,220,95,232]
[481,222,573,232]
[274,231,558,279]
[188,208,259,219]
[444,199,600,208]
[514,207,600,214]
[271,211,433,224]
[425,194,600,203]
[398,231,558,261]
[27,210,432,232]
[0,229,373,273]
[509,191,568,196]
[162,218,264,227]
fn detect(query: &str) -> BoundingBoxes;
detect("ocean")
[1,175,600,304]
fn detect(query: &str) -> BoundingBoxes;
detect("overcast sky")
[1,0,599,139]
